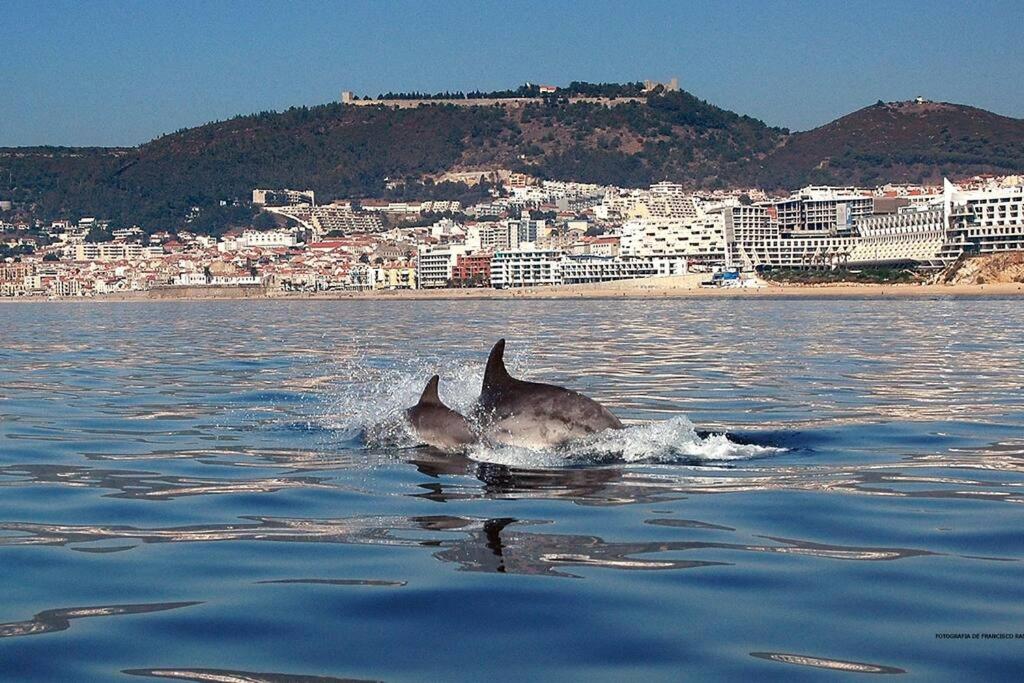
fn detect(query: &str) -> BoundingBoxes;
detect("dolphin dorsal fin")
[483,339,512,390]
[418,375,443,406]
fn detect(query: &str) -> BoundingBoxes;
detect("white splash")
[319,352,783,466]
[466,416,783,468]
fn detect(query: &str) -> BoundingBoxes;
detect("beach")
[3,274,1023,303]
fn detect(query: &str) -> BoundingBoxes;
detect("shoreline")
[2,277,1023,303]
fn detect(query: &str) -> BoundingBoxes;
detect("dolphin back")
[418,374,443,407]
[476,338,624,447]
[483,339,512,392]
[405,375,478,450]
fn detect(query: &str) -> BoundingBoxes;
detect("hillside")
[940,252,1024,285]
[2,89,1023,233]
[757,100,1024,188]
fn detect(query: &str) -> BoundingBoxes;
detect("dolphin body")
[475,339,623,448]
[404,375,478,451]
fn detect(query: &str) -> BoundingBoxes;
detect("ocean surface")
[1,298,1023,681]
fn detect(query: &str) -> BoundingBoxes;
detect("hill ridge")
[2,88,1022,231]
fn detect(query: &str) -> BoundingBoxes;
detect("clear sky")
[2,0,1022,147]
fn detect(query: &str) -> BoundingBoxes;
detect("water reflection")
[405,446,1024,506]
[2,441,1023,510]
[0,514,936,576]
[750,651,906,674]
[0,464,331,500]
[0,602,200,639]
[124,668,376,682]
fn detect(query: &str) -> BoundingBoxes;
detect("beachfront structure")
[943,180,1024,259]
[0,262,33,296]
[451,253,493,287]
[372,262,417,290]
[723,205,856,269]
[560,255,658,284]
[491,247,562,288]
[847,207,947,267]
[416,243,469,288]
[491,249,688,288]
[723,181,1024,270]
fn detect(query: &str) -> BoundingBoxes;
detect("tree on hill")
[252,212,279,229]
[84,225,113,243]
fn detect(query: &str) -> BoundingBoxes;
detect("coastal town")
[2,170,1023,298]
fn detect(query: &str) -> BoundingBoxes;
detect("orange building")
[451,253,492,287]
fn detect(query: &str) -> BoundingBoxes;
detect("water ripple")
[2,299,1023,679]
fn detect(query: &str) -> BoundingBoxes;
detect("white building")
[71,242,147,262]
[173,272,209,286]
[620,215,727,265]
[210,274,262,286]
[761,186,873,235]
[416,243,468,288]
[943,180,1024,259]
[239,229,297,248]
[269,204,383,237]
[848,207,946,266]
[560,255,657,284]
[598,182,704,221]
[465,219,546,253]
[466,222,504,252]
[491,247,563,288]
[428,218,466,243]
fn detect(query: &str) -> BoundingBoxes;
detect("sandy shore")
[3,275,1023,303]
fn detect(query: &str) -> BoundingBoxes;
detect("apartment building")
[451,253,493,287]
[373,262,417,290]
[491,248,562,288]
[945,181,1024,258]
[416,243,468,288]
[761,186,873,235]
[560,255,657,284]
[620,215,727,265]
[465,219,546,252]
[71,242,148,261]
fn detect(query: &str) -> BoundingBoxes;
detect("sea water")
[1,297,1022,680]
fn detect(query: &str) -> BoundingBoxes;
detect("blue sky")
[2,0,1022,147]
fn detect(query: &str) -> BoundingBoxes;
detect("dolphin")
[404,375,478,450]
[475,339,623,448]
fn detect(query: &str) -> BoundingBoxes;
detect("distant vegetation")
[764,266,922,285]
[757,100,1024,188]
[0,243,35,259]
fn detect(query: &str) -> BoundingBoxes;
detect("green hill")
[2,88,1022,233]
[756,100,1024,188]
